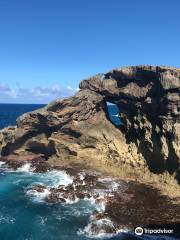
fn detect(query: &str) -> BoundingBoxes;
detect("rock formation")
[26,169,180,233]
[0,65,180,186]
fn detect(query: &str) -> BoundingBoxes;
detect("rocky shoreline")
[0,65,180,236]
[0,157,180,237]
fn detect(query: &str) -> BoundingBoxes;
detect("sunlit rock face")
[80,66,180,177]
[0,66,179,183]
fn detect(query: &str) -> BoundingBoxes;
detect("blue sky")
[0,0,179,103]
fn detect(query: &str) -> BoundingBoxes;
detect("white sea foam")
[65,196,79,205]
[98,177,120,191]
[83,191,107,212]
[27,188,50,202]
[26,170,73,203]
[95,200,106,212]
[78,172,85,181]
[17,163,32,173]
[78,218,116,239]
[38,170,73,188]
[111,181,120,191]
[0,161,6,167]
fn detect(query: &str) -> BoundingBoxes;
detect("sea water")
[0,104,177,240]
[0,103,45,129]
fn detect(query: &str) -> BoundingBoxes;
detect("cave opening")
[106,101,122,126]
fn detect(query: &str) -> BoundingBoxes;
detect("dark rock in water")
[24,168,180,236]
[84,174,98,186]
[78,177,180,236]
[104,181,180,229]
[47,191,67,203]
[0,151,52,172]
[0,65,179,197]
[31,184,47,193]
[31,160,52,173]
[88,218,117,235]
[45,171,98,203]
[0,153,45,170]
[31,170,180,228]
[47,186,77,203]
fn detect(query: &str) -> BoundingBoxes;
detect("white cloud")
[7,89,18,98]
[0,83,78,103]
[76,87,80,91]
[67,86,73,91]
[0,84,17,98]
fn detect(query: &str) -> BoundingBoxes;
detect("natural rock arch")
[0,65,179,182]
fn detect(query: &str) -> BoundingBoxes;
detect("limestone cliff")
[0,65,180,187]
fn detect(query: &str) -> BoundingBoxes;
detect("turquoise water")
[0,104,178,240]
[0,165,95,240]
[0,164,178,240]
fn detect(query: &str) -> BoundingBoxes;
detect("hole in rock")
[106,101,122,126]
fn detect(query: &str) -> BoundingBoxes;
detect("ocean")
[0,104,45,129]
[0,104,177,240]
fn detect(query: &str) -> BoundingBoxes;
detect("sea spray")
[27,188,51,202]
[0,161,6,167]
[35,170,73,188]
[17,163,32,172]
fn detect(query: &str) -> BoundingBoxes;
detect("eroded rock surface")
[0,65,179,186]
[25,167,180,236]
[80,66,180,174]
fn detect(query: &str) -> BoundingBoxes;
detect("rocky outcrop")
[26,167,180,235]
[0,65,179,186]
[80,66,180,179]
[0,89,134,170]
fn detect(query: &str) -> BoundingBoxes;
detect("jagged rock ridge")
[0,65,179,183]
